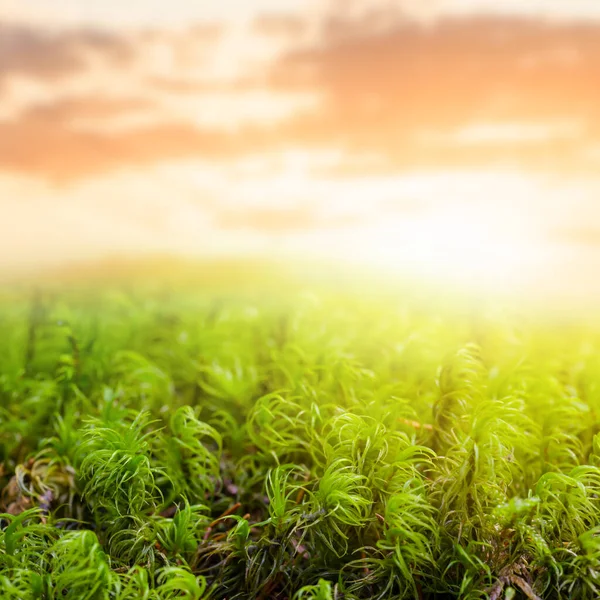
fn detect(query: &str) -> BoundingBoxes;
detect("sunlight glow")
[1,0,599,304]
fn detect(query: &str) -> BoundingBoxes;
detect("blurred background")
[1,0,600,302]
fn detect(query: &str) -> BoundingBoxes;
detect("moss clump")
[2,281,600,598]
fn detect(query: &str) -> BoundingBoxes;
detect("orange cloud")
[1,14,599,183]
[24,96,153,123]
[266,15,600,172]
[0,115,260,182]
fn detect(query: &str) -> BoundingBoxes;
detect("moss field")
[2,267,600,599]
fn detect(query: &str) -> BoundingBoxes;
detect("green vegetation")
[1,273,600,598]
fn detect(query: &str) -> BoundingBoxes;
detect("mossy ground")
[1,273,600,599]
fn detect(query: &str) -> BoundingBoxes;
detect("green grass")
[2,273,600,598]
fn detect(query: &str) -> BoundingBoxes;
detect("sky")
[2,0,600,299]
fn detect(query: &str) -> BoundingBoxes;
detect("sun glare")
[287,169,552,295]
[359,211,544,292]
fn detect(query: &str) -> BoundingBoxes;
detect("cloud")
[1,13,600,182]
[253,13,309,38]
[214,206,321,232]
[267,14,600,172]
[147,77,259,95]
[418,121,583,145]
[0,114,260,182]
[274,13,600,121]
[214,204,363,232]
[23,96,153,123]
[0,22,133,83]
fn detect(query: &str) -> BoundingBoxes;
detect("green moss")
[1,278,600,598]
